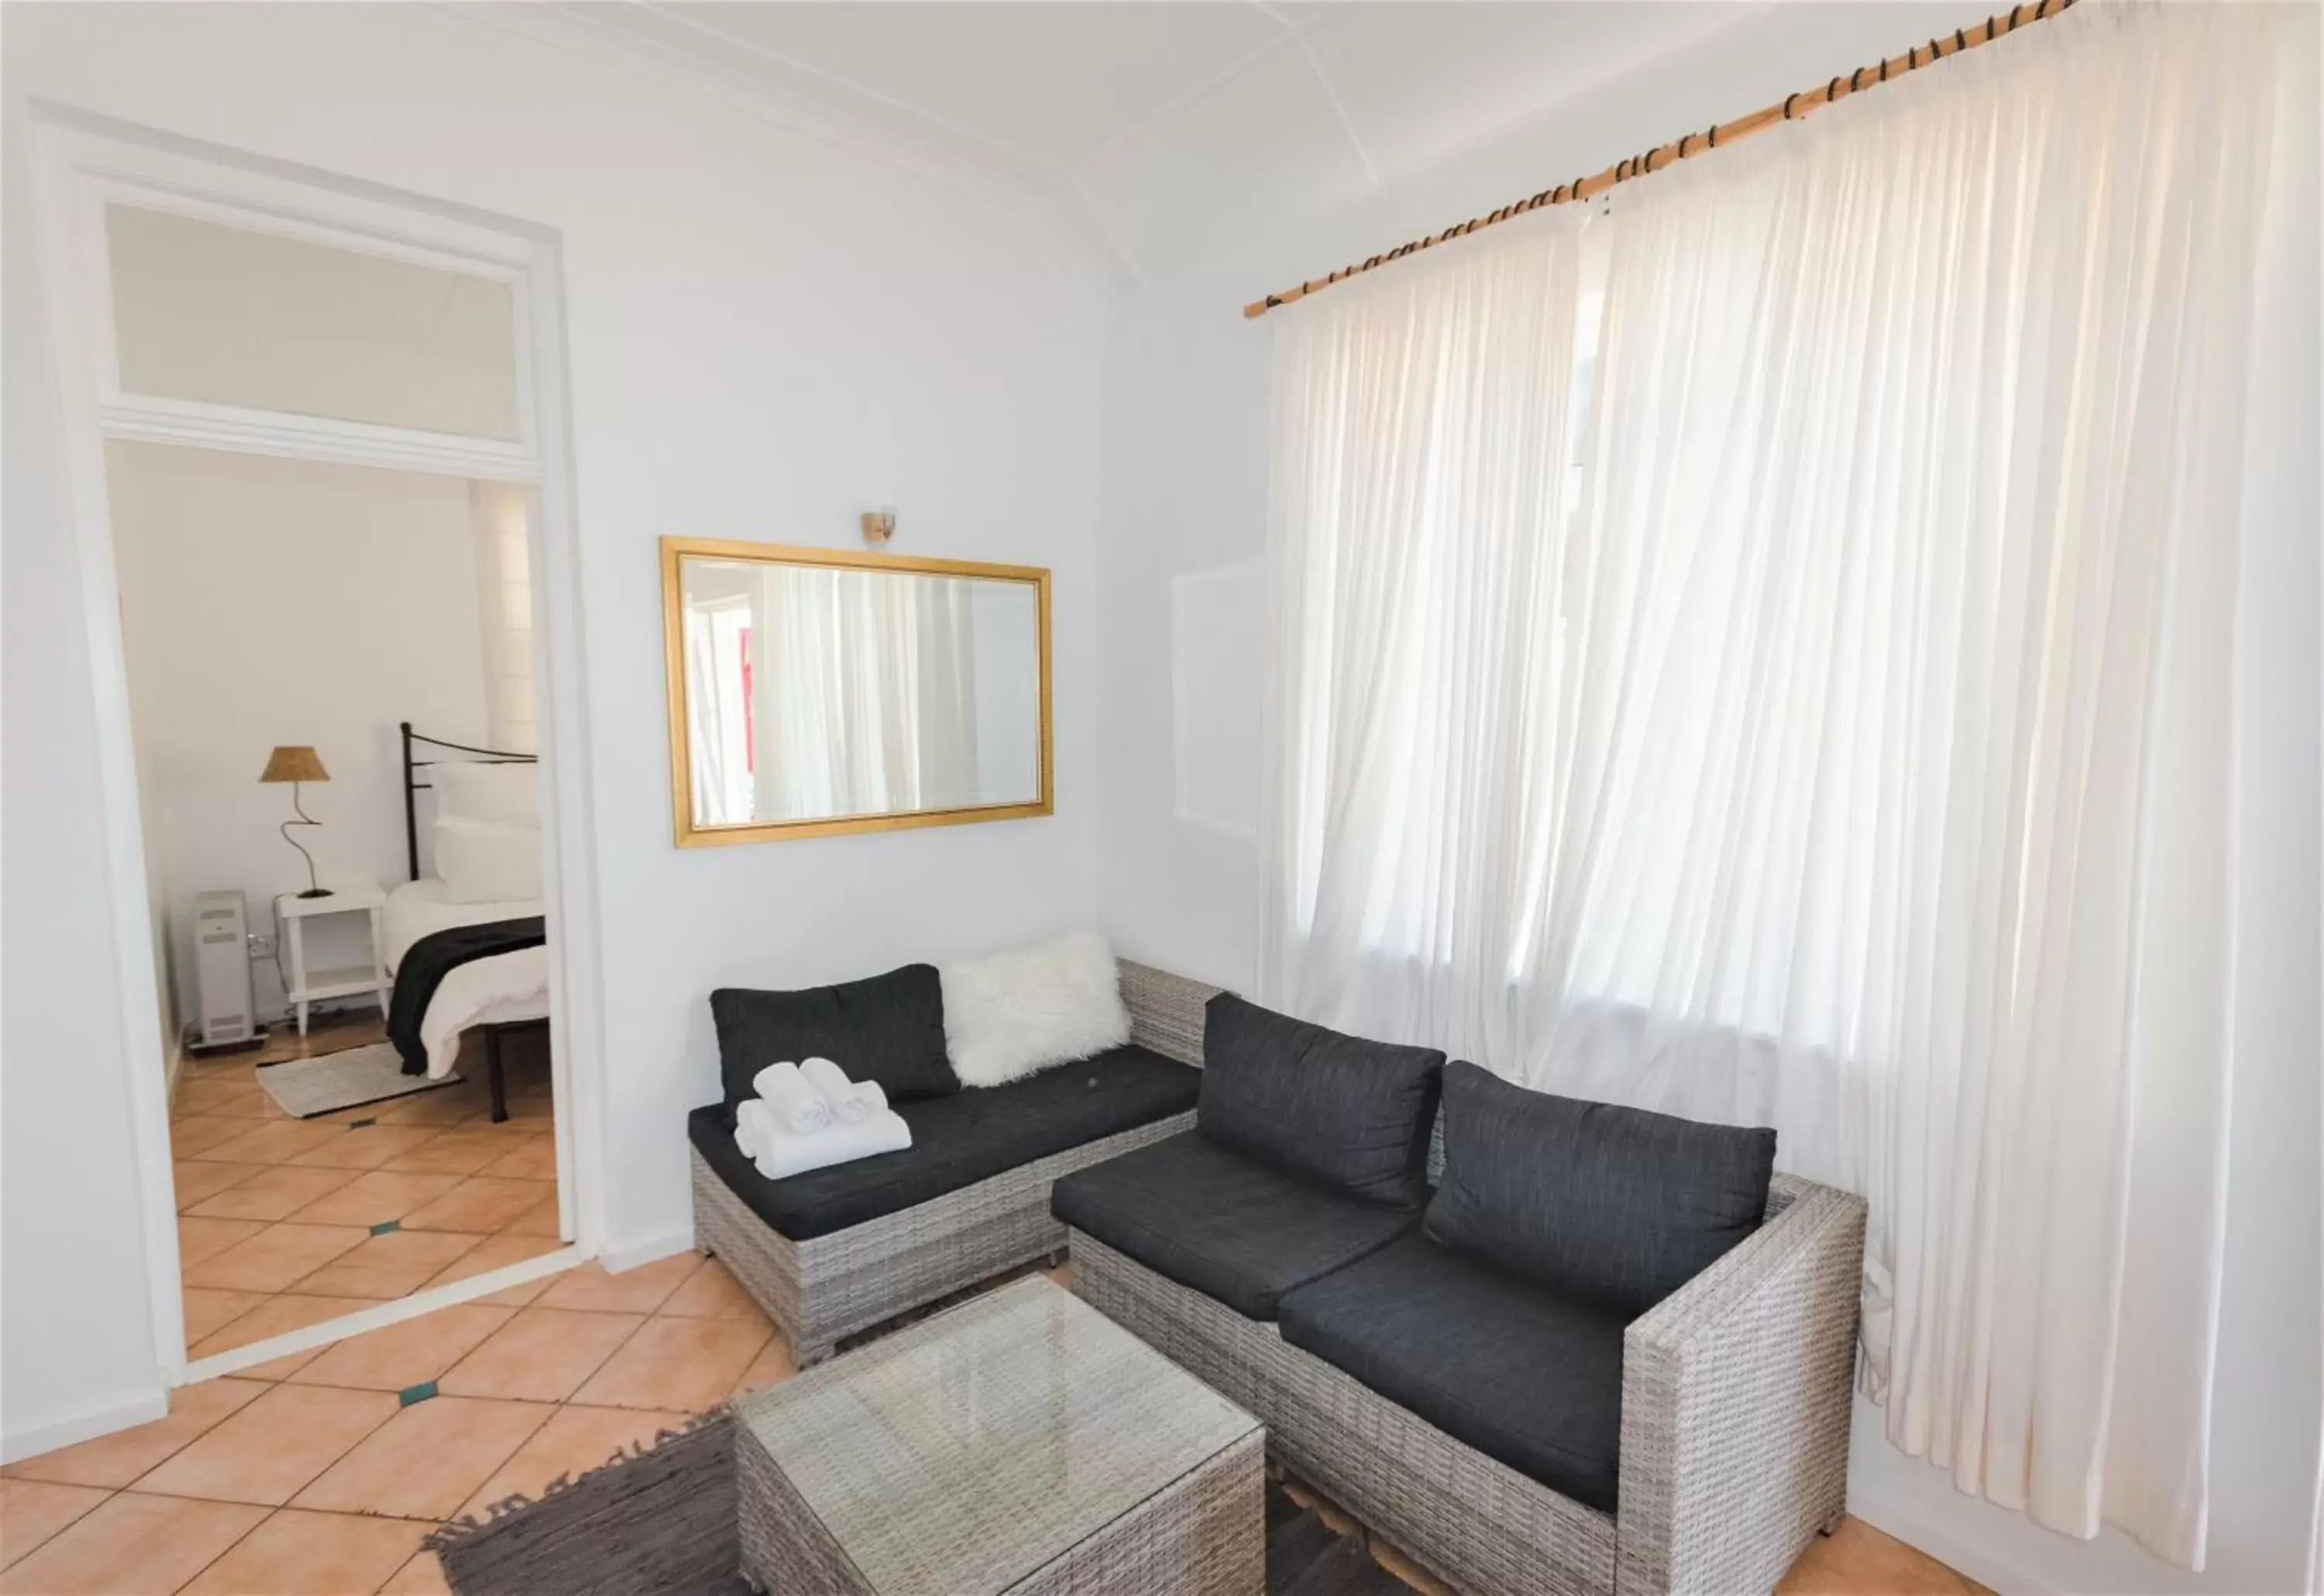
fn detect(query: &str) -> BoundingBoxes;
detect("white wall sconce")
[861,507,896,546]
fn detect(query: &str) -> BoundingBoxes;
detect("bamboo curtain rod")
[1243,0,2079,319]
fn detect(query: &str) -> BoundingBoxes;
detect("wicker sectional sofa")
[689,960,1216,1364]
[1053,981,1868,1596]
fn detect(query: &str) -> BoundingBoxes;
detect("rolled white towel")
[800,1057,870,1123]
[751,1061,829,1136]
[852,1078,888,1116]
[751,1106,912,1182]
[734,1097,780,1161]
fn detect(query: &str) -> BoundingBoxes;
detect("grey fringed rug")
[428,1412,1408,1595]
[256,1043,461,1118]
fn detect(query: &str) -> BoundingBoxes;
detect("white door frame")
[26,101,610,1385]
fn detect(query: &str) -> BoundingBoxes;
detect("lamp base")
[295,887,335,899]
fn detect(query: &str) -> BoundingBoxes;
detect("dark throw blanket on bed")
[390,916,546,1075]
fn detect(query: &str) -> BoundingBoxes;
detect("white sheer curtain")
[1260,2,2276,1567]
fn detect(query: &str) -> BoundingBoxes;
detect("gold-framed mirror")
[661,537,1052,846]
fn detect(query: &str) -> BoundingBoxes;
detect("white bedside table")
[274,882,390,1035]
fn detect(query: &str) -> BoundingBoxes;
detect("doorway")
[29,108,606,1383]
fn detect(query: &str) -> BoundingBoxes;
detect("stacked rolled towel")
[732,1058,910,1180]
[750,1061,830,1135]
[799,1056,886,1122]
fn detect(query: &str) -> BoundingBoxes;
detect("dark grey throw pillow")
[1197,995,1443,1209]
[1424,1061,1776,1316]
[710,964,957,1113]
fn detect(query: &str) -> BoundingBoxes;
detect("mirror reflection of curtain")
[751,569,982,820]
[684,600,755,824]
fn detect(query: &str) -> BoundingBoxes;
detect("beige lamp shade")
[260,745,329,783]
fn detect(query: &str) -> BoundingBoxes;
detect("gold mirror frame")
[661,535,1054,846]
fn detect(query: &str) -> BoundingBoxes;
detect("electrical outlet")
[248,931,277,958]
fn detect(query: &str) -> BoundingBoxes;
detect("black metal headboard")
[401,722,538,882]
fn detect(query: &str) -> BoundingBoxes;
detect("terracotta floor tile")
[401,1177,552,1233]
[184,1223,369,1293]
[185,1165,360,1224]
[289,1304,515,1392]
[380,1547,454,1595]
[237,1348,329,1381]
[501,1192,563,1239]
[376,1135,504,1178]
[294,1229,486,1300]
[4,1379,268,1490]
[476,1139,556,1181]
[455,1403,691,1520]
[179,1215,269,1268]
[375,1093,484,1130]
[536,1254,698,1316]
[572,1315,772,1412]
[0,1492,266,1594]
[171,1116,263,1158]
[438,1309,641,1403]
[201,1119,349,1165]
[660,1257,767,1322]
[729,1334,799,1398]
[1776,1517,1989,1595]
[175,1078,273,1119]
[282,1171,464,1229]
[283,1126,452,1172]
[294,1396,551,1521]
[179,1506,432,1595]
[189,1293,378,1361]
[134,1384,398,1506]
[183,1287,270,1343]
[420,1234,563,1303]
[0,1479,111,1571]
[174,1158,266,1208]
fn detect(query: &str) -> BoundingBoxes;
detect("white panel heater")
[193,890,256,1047]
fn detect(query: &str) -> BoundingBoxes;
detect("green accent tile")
[370,1219,402,1237]
[398,1381,438,1407]
[347,1117,377,1130]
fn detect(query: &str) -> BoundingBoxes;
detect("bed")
[392,722,550,1120]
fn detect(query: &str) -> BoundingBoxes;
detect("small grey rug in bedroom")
[256,1042,462,1118]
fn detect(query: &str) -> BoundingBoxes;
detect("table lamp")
[260,745,332,899]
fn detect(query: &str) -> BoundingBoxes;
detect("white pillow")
[940,932,1130,1089]
[435,815,545,904]
[432,761,539,828]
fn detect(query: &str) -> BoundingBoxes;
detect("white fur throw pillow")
[940,932,1130,1089]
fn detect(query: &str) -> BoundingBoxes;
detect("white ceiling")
[546,2,1749,284]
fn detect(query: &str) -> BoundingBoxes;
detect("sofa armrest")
[1117,960,1221,1068]
[1615,1173,1866,1596]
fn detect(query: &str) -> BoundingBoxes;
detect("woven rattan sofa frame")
[690,960,1213,1365]
[1059,973,1869,1596]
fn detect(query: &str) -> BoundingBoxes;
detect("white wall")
[2,0,1108,1457]
[108,442,497,1021]
[1091,5,2322,1592]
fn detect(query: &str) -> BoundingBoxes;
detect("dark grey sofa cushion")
[1051,1131,1422,1320]
[1277,1233,1627,1512]
[710,963,956,1111]
[1425,1061,1776,1317]
[690,1044,1198,1240]
[1197,995,1443,1209]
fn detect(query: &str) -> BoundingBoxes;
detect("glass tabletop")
[736,1275,1260,1595]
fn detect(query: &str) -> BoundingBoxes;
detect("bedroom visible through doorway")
[107,439,566,1365]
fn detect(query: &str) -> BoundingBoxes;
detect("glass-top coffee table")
[733,1275,1263,1596]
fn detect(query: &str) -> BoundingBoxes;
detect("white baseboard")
[2,1386,170,1466]
[1848,1479,2068,1596]
[601,1227,693,1274]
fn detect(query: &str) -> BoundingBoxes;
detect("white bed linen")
[383,879,551,1078]
[383,877,542,974]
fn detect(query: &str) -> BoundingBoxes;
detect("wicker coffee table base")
[737,1424,1263,1596]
